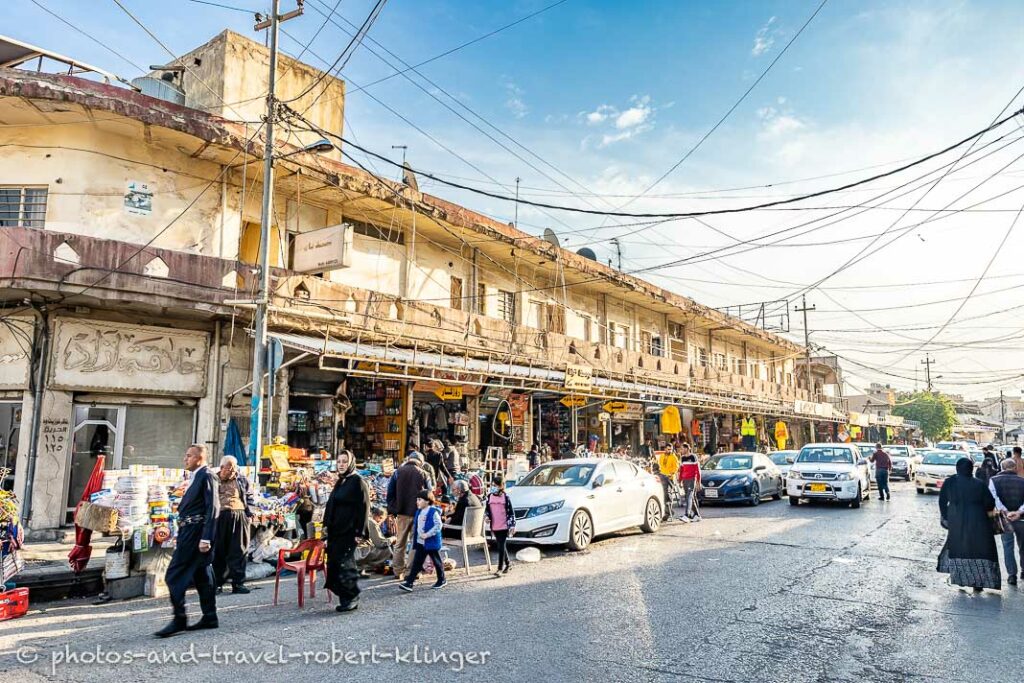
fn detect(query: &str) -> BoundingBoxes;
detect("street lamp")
[278,138,335,158]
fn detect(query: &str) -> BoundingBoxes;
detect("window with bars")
[0,186,47,228]
[714,352,727,371]
[497,290,516,322]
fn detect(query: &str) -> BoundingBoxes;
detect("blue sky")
[10,0,1024,398]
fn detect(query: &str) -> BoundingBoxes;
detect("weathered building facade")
[1,31,844,536]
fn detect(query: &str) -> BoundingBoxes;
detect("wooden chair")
[273,539,326,608]
[445,506,492,576]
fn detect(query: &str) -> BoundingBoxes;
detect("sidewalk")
[11,536,115,601]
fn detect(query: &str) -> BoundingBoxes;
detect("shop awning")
[268,331,846,422]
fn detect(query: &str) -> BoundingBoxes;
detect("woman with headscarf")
[323,450,371,612]
[937,456,1000,592]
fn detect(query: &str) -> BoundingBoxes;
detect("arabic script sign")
[51,318,209,395]
[0,316,32,390]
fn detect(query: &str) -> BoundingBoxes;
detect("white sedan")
[504,458,665,551]
[915,451,960,494]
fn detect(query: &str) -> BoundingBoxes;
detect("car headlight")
[789,471,803,480]
[527,500,565,518]
[837,472,856,481]
[726,476,751,486]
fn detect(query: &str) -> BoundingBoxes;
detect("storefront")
[409,381,473,454]
[0,317,31,494]
[533,394,577,457]
[47,318,210,526]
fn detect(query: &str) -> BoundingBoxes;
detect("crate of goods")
[0,587,29,622]
[74,501,120,534]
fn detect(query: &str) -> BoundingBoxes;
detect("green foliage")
[892,391,957,441]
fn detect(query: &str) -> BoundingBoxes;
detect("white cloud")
[757,101,806,138]
[504,81,528,118]
[614,95,652,129]
[752,16,778,56]
[583,104,615,125]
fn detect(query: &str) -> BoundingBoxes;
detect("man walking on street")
[870,443,892,501]
[678,444,702,522]
[213,455,256,595]
[988,458,1024,586]
[657,445,679,518]
[156,444,219,637]
[389,452,428,581]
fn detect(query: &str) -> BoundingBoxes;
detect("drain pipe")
[21,304,50,527]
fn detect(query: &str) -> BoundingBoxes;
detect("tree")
[892,391,957,441]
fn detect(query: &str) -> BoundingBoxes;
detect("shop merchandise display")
[1,471,24,587]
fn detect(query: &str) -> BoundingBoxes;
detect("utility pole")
[611,237,623,270]
[921,354,935,392]
[514,176,521,228]
[794,295,816,443]
[249,0,302,464]
[1000,389,1006,443]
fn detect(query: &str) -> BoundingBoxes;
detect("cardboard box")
[74,502,119,534]
[144,571,169,598]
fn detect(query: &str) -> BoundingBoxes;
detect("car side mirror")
[857,458,869,466]
[754,465,767,472]
[592,474,605,488]
[786,457,795,464]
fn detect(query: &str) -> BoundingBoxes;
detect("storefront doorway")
[64,402,196,523]
[0,401,22,491]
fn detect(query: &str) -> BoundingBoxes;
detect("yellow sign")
[560,395,586,408]
[434,386,463,401]
[262,444,291,472]
[602,401,630,414]
[564,364,593,391]
[602,401,644,420]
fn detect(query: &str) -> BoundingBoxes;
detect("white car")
[935,441,970,452]
[915,451,960,494]
[884,444,918,480]
[787,443,872,508]
[769,450,800,487]
[853,442,879,482]
[503,458,665,551]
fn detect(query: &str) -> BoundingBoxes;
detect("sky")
[9,0,1024,403]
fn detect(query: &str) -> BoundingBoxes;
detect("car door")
[586,462,620,533]
[756,455,779,495]
[614,461,647,525]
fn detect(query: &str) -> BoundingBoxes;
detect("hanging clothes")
[660,406,682,435]
[691,418,702,438]
[774,420,789,450]
[432,403,449,431]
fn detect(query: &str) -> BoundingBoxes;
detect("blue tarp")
[223,419,247,466]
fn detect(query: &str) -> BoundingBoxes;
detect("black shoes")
[431,580,447,589]
[502,564,512,575]
[154,617,187,638]
[186,616,219,631]
[231,584,251,594]
[398,583,413,593]
[335,600,359,612]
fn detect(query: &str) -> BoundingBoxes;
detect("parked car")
[787,443,872,508]
[699,453,784,506]
[935,441,970,452]
[504,458,664,551]
[769,450,800,487]
[883,444,917,480]
[915,451,960,494]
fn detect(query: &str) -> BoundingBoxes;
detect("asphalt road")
[3,479,1023,683]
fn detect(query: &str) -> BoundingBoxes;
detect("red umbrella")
[68,455,106,574]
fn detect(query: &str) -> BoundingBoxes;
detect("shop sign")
[602,401,644,420]
[434,386,463,401]
[0,316,32,390]
[560,395,587,408]
[49,318,209,396]
[598,411,611,422]
[564,364,593,391]
[292,223,353,273]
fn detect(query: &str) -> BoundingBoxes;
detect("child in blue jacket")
[398,489,446,591]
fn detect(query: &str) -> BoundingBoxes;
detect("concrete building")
[0,31,844,537]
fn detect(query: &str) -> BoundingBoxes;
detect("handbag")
[990,510,1012,535]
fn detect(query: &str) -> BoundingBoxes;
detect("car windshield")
[857,445,875,457]
[936,443,962,450]
[770,452,794,465]
[922,453,960,466]
[886,446,909,456]
[517,463,595,487]
[704,455,753,470]
[797,447,855,464]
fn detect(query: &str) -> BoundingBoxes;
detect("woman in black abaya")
[937,456,1000,591]
[323,450,371,612]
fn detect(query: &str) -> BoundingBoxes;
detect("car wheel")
[789,495,800,506]
[772,478,783,500]
[641,497,662,533]
[850,484,862,508]
[567,510,593,551]
[916,488,924,495]
[748,482,761,506]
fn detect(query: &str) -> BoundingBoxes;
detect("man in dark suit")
[155,443,220,638]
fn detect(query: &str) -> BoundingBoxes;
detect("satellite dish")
[576,247,597,261]
[542,228,561,249]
